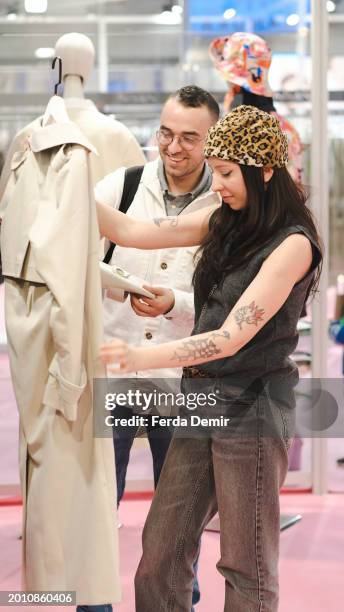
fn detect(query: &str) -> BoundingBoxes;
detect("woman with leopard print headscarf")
[97,104,322,612]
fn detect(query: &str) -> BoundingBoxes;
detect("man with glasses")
[94,86,219,610]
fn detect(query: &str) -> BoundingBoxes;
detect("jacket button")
[160,262,168,270]
[145,332,153,340]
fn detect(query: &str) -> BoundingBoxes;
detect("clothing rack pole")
[310,0,329,495]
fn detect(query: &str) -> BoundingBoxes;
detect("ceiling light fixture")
[35,47,54,59]
[326,1,336,12]
[172,4,183,14]
[156,10,182,25]
[223,8,236,20]
[286,13,300,26]
[25,0,48,14]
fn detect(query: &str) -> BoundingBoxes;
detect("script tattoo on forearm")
[171,330,230,363]
[234,301,265,330]
[153,217,178,228]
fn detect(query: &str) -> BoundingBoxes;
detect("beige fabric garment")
[65,98,146,183]
[0,98,145,204]
[0,119,120,605]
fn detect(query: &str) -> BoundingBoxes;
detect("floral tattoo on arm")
[233,301,265,330]
[171,330,230,363]
[153,217,178,228]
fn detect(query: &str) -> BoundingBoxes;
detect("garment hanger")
[42,56,70,126]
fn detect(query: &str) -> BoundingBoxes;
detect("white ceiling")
[0,1,343,66]
[0,0,167,17]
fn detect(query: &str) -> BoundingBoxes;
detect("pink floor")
[0,494,344,611]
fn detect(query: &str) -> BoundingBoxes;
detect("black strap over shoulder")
[103,165,144,264]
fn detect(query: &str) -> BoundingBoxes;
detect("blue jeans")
[76,606,112,611]
[113,404,173,504]
[113,404,201,608]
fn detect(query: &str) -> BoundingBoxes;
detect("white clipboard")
[99,262,155,299]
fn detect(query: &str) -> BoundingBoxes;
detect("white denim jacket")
[95,158,220,380]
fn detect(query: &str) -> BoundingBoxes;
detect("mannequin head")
[54,32,95,84]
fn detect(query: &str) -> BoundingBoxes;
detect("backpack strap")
[103,165,144,264]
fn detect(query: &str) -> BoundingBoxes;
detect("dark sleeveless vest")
[191,225,321,384]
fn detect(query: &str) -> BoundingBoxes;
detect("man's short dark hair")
[168,86,220,122]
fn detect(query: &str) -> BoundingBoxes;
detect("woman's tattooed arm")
[171,330,230,363]
[233,301,265,330]
[153,217,178,228]
[101,234,308,373]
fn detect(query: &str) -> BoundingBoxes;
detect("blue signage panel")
[188,0,311,35]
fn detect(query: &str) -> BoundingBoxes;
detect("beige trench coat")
[0,120,120,605]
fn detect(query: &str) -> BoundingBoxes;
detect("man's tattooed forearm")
[171,330,230,363]
[234,301,265,330]
[153,217,178,228]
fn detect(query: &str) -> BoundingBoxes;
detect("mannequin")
[0,33,145,201]
[55,32,94,100]
[0,33,139,610]
[0,33,146,303]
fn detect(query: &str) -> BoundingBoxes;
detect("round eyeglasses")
[156,129,204,151]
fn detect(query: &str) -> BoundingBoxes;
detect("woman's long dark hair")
[193,165,323,302]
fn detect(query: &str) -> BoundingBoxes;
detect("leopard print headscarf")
[204,105,289,168]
